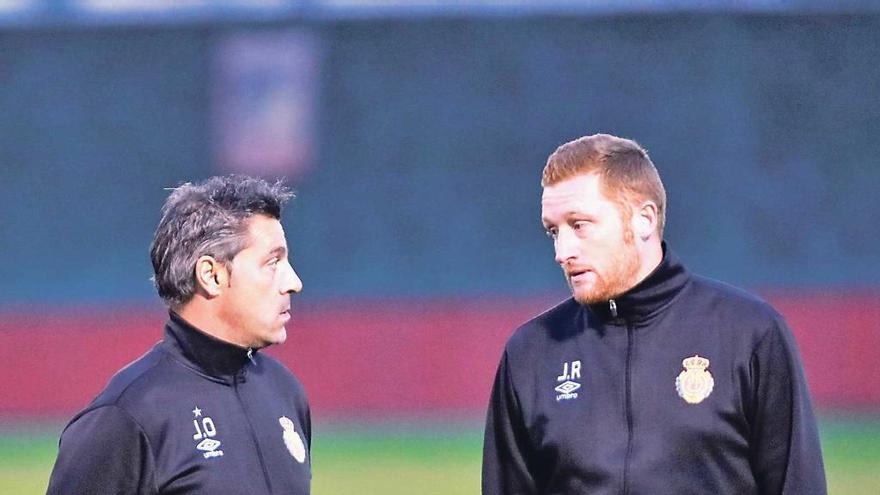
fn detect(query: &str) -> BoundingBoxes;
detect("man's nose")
[554,229,578,265]
[281,263,303,294]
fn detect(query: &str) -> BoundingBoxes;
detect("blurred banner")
[212,30,320,179]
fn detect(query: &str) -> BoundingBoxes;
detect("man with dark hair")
[482,134,826,494]
[48,175,311,494]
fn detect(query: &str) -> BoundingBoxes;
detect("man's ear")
[633,201,659,241]
[194,255,229,298]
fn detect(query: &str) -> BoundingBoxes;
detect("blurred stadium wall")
[1,2,879,423]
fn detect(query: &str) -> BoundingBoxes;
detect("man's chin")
[272,327,288,345]
[574,294,603,306]
[571,285,616,306]
[254,327,287,349]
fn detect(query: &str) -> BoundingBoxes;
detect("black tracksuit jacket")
[48,312,311,494]
[483,248,826,494]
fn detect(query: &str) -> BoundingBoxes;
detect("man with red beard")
[482,134,826,494]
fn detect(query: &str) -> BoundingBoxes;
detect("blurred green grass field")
[1,418,876,494]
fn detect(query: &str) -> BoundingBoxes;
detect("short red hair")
[542,133,667,237]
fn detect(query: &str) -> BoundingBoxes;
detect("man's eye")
[268,258,280,266]
[544,228,558,239]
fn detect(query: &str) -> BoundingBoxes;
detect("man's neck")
[174,300,245,348]
[631,239,664,290]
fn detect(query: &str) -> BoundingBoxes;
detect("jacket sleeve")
[748,319,827,494]
[482,350,538,495]
[47,404,157,495]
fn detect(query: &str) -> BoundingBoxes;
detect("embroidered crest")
[675,355,714,404]
[279,416,307,463]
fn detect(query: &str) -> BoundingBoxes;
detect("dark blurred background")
[1,1,878,493]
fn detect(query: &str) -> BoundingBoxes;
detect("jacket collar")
[586,242,691,325]
[163,311,254,383]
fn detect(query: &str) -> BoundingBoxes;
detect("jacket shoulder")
[688,275,787,329]
[88,344,167,407]
[64,343,166,429]
[505,298,581,353]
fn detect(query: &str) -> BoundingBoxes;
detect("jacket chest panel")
[525,321,751,485]
[150,380,310,494]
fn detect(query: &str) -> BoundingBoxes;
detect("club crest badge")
[279,416,307,463]
[675,355,714,404]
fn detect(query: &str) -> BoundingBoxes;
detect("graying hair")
[149,175,293,307]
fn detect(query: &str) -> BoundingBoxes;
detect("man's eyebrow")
[268,246,287,257]
[541,209,580,224]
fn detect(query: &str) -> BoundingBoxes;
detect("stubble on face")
[568,223,641,305]
[219,215,293,350]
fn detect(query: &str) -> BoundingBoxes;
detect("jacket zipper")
[234,373,274,494]
[622,319,634,495]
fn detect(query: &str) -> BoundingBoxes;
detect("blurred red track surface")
[1,292,877,419]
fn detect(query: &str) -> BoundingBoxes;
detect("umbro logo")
[191,406,225,459]
[555,360,582,401]
[196,438,222,452]
[555,381,581,394]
